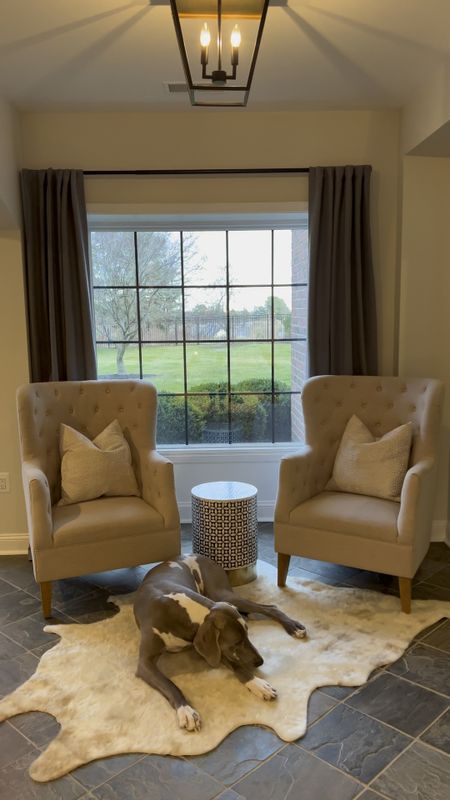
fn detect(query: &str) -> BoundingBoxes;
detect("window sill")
[158,442,305,463]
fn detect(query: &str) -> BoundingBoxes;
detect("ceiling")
[0,0,449,111]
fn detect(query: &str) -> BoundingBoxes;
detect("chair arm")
[139,450,180,530]
[21,461,53,550]
[274,446,325,523]
[397,459,437,546]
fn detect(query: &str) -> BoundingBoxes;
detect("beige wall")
[0,98,28,543]
[0,99,20,228]
[402,63,450,155]
[2,108,402,537]
[399,157,450,531]
[0,232,29,536]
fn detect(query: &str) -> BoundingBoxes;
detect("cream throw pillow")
[59,419,139,506]
[329,415,413,501]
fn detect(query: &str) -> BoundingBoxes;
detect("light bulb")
[230,25,241,48]
[200,23,211,48]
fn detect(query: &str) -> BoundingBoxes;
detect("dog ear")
[193,616,221,668]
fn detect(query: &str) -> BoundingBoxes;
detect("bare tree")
[91,231,199,374]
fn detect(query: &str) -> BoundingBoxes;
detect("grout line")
[0,575,35,592]
[69,753,149,794]
[414,704,450,740]
[412,636,450,655]
[354,785,391,800]
[285,741,365,793]
[2,719,40,768]
[414,617,449,640]
[355,666,450,702]
[224,743,292,791]
[405,639,450,662]
[363,719,450,796]
[304,693,416,742]
[0,582,23,598]
[0,628,29,652]
[388,670,450,701]
[183,740,286,794]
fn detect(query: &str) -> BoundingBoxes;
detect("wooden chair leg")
[277,554,291,587]
[399,577,412,614]
[40,581,52,619]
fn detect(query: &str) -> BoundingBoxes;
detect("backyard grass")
[96,342,295,393]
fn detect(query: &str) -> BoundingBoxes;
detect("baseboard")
[0,533,29,555]
[431,520,449,543]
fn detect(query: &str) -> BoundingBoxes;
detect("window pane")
[187,394,230,444]
[186,343,227,391]
[272,287,293,339]
[91,231,135,286]
[96,343,139,378]
[273,229,292,284]
[184,288,227,340]
[94,288,138,342]
[137,231,181,286]
[230,342,271,390]
[139,288,183,341]
[273,342,290,388]
[229,288,272,340]
[142,344,184,393]
[183,231,226,286]
[273,393,297,443]
[157,396,186,445]
[231,394,272,443]
[228,230,271,285]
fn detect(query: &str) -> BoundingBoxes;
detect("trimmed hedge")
[157,379,292,444]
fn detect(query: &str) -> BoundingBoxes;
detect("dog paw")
[245,677,278,700]
[284,620,307,639]
[176,705,202,731]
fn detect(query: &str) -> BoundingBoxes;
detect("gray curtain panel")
[20,169,97,381]
[308,165,378,376]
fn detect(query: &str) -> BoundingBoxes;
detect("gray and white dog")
[133,554,306,731]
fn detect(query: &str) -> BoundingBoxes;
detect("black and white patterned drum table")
[191,481,258,586]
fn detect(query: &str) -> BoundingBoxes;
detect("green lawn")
[97,342,295,393]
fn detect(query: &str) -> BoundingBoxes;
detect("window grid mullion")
[133,232,143,380]
[271,229,275,445]
[226,230,232,444]
[180,231,189,446]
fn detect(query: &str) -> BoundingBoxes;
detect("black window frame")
[90,218,308,446]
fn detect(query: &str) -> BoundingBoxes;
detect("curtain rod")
[83,168,310,176]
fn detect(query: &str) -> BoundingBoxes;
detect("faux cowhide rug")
[1,563,449,783]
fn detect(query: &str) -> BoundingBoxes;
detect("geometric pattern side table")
[191,481,258,586]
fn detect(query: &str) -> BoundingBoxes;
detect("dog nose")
[255,655,264,667]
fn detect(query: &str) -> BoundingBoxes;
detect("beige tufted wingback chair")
[17,380,180,618]
[275,376,444,613]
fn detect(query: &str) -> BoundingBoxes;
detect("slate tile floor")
[0,525,449,800]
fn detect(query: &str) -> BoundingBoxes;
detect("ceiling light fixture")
[169,0,270,107]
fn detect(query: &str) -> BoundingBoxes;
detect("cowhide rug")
[1,562,449,783]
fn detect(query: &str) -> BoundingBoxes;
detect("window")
[90,218,308,445]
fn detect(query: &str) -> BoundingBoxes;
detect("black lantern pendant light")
[169,0,270,107]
